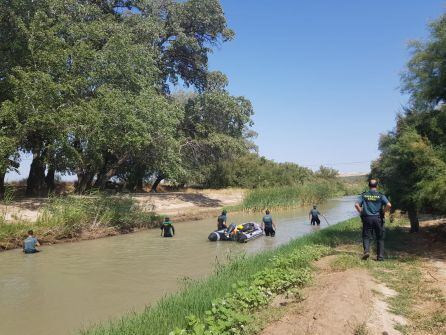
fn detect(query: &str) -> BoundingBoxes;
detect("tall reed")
[239,180,339,211]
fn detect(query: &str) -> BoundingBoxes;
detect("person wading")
[262,209,276,237]
[23,230,40,254]
[217,210,228,230]
[160,217,175,238]
[309,205,321,226]
[355,179,391,261]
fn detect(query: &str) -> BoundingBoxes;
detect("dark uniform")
[161,221,175,237]
[309,209,321,225]
[357,190,389,260]
[217,214,227,230]
[262,214,275,237]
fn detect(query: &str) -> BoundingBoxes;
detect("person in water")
[262,210,276,237]
[23,230,40,254]
[217,210,228,230]
[309,205,321,226]
[160,217,175,237]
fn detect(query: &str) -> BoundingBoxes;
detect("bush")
[38,195,160,237]
[0,195,161,249]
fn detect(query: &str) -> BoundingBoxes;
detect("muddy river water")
[0,196,358,335]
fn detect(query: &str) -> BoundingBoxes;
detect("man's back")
[310,209,320,217]
[23,236,38,252]
[358,190,389,216]
[262,214,273,227]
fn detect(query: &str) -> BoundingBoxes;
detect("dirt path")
[260,256,407,335]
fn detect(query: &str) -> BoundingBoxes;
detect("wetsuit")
[357,190,389,260]
[217,214,227,230]
[161,222,175,237]
[262,214,275,237]
[309,209,321,225]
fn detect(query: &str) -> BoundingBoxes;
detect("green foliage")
[38,195,159,237]
[374,12,446,215]
[0,0,253,194]
[167,245,326,335]
[238,181,340,211]
[203,154,313,189]
[0,195,160,249]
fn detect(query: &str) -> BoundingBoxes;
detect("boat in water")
[208,222,263,243]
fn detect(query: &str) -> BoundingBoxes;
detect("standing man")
[355,179,391,261]
[262,210,276,237]
[23,230,40,254]
[309,205,321,226]
[217,210,228,230]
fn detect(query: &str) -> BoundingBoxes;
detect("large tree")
[374,12,446,229]
[0,0,254,194]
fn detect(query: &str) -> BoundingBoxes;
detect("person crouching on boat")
[217,210,228,230]
[161,217,175,237]
[262,210,276,237]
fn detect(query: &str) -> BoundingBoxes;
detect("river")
[0,196,358,335]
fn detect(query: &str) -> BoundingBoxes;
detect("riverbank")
[82,215,446,335]
[0,189,245,250]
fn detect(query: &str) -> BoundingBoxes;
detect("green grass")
[234,181,342,211]
[81,217,362,335]
[0,195,161,249]
[353,322,370,335]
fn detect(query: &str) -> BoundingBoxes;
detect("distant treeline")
[0,0,255,196]
[372,13,446,231]
[201,153,362,192]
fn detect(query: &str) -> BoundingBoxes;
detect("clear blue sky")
[6,1,445,181]
[208,0,446,173]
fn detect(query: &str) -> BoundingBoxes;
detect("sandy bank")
[0,188,245,223]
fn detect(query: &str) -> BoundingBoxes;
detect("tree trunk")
[0,170,5,199]
[98,154,129,190]
[94,171,107,189]
[135,177,144,192]
[45,166,56,193]
[129,165,146,192]
[76,171,95,194]
[408,208,419,233]
[151,175,164,193]
[26,152,47,196]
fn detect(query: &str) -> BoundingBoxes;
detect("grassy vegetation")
[231,177,365,212]
[232,180,341,211]
[338,175,367,196]
[353,323,370,335]
[0,195,161,250]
